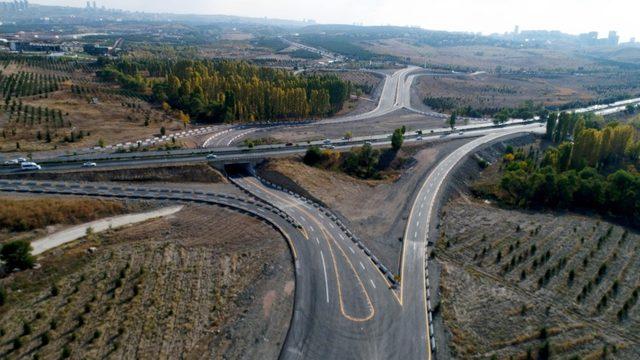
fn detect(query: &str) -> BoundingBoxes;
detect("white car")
[416,136,423,141]
[206,153,218,159]
[82,162,97,167]
[3,159,19,165]
[20,162,41,171]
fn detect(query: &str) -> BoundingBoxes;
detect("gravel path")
[31,205,184,255]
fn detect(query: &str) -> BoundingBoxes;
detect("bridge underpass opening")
[224,163,254,177]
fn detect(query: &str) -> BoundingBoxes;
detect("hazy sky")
[36,0,640,41]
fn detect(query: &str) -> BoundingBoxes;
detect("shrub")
[0,240,35,271]
[22,322,31,335]
[303,146,325,166]
[41,331,50,345]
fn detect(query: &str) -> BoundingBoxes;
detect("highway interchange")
[0,65,636,359]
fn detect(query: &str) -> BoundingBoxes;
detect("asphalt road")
[0,123,544,359]
[201,66,418,148]
[0,122,544,175]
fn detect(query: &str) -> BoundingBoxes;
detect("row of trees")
[545,112,639,171]
[0,71,64,101]
[0,55,94,74]
[96,58,353,123]
[499,114,640,228]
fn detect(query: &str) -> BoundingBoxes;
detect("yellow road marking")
[322,228,375,322]
[245,178,376,322]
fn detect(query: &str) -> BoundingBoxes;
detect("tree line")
[96,58,352,123]
[499,112,640,228]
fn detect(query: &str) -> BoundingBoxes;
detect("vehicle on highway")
[364,141,372,146]
[285,142,294,147]
[206,153,218,159]
[20,162,41,171]
[4,157,27,165]
[323,139,332,145]
[321,144,335,149]
[459,131,464,135]
[416,136,423,141]
[82,162,97,167]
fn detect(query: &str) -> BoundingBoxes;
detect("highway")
[200,66,418,147]
[0,123,544,359]
[0,121,544,174]
[1,60,629,359]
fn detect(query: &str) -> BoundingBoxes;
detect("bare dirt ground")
[245,111,453,145]
[437,199,640,359]
[428,136,640,359]
[413,72,640,113]
[0,204,294,359]
[0,62,184,154]
[257,139,470,271]
[362,39,598,71]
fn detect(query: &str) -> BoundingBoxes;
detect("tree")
[0,285,6,306]
[626,104,637,115]
[178,111,190,129]
[449,112,457,130]
[344,131,353,140]
[160,126,166,136]
[343,144,380,179]
[303,146,325,166]
[494,109,510,125]
[0,240,35,271]
[538,341,551,360]
[391,128,404,151]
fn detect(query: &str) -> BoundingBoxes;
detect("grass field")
[0,196,136,243]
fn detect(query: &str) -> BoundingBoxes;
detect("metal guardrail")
[233,172,401,286]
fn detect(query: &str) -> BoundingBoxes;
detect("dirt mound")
[256,139,470,272]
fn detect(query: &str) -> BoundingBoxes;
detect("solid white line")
[320,250,330,303]
[359,262,365,270]
[370,279,376,289]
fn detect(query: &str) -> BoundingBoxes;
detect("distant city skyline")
[31,0,640,42]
